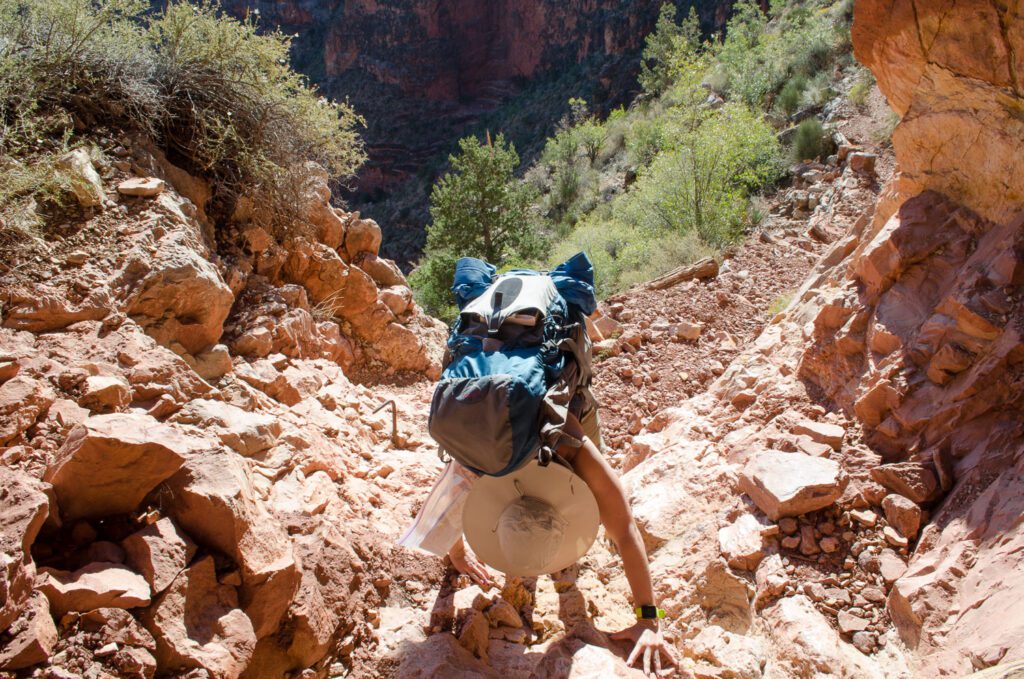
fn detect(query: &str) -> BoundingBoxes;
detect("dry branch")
[646,257,719,290]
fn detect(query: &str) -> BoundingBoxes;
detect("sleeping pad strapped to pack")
[427,253,598,477]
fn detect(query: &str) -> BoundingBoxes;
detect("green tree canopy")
[410,133,544,319]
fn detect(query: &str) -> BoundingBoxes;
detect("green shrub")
[848,69,874,108]
[408,251,460,324]
[576,120,607,165]
[777,76,806,116]
[625,117,665,168]
[146,2,365,228]
[792,117,826,161]
[0,0,365,237]
[800,71,834,108]
[618,104,782,246]
[548,217,713,297]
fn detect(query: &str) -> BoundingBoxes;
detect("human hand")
[447,540,497,591]
[610,621,679,677]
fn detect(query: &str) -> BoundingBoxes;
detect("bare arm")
[559,414,677,677]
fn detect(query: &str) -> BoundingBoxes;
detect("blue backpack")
[428,253,597,477]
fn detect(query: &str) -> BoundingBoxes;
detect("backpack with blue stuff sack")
[428,252,598,477]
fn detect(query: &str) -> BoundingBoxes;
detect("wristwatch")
[635,605,666,620]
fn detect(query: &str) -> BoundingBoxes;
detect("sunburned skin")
[447,411,680,677]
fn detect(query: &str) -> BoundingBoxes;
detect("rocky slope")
[3,2,1023,678]
[0,137,448,676]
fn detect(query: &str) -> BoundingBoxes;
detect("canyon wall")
[786,1,1024,673]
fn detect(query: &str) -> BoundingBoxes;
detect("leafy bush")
[548,217,713,297]
[625,117,666,169]
[639,4,703,97]
[715,0,846,108]
[0,0,365,237]
[792,117,826,161]
[576,120,607,165]
[617,104,782,246]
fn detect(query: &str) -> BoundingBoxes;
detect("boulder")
[455,608,489,661]
[344,218,383,259]
[878,549,907,585]
[56,148,105,207]
[870,463,942,503]
[673,320,704,341]
[164,451,300,639]
[117,177,166,197]
[0,592,57,670]
[528,638,641,678]
[140,556,256,678]
[122,518,197,595]
[379,285,413,316]
[696,560,753,633]
[78,374,131,412]
[37,562,150,615]
[127,231,234,355]
[838,610,870,634]
[685,625,765,679]
[848,152,877,174]
[718,514,769,571]
[234,360,322,407]
[0,468,49,633]
[171,399,281,457]
[0,376,54,445]
[356,253,406,287]
[191,344,233,381]
[591,313,623,339]
[44,413,202,521]
[764,596,878,677]
[485,598,521,628]
[790,419,845,450]
[882,494,923,539]
[738,451,848,520]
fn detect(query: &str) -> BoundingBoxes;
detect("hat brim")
[463,460,600,577]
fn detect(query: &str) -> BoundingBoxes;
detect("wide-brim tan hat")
[463,460,600,577]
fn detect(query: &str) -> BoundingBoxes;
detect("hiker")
[400,254,678,677]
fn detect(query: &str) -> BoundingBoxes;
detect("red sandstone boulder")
[78,374,131,413]
[127,231,233,355]
[738,451,848,520]
[764,595,877,676]
[344,218,382,259]
[0,376,54,445]
[882,494,922,540]
[122,518,197,595]
[356,253,406,287]
[140,556,256,678]
[0,592,57,670]
[0,469,49,634]
[44,413,204,521]
[171,399,281,457]
[718,514,769,571]
[163,451,300,639]
[870,462,941,504]
[37,562,151,615]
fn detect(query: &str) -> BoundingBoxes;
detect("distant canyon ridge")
[224,0,735,262]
